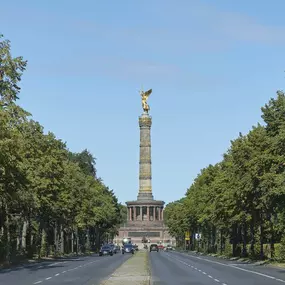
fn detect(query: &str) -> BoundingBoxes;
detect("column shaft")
[138,114,153,200]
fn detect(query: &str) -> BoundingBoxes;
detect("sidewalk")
[101,250,150,285]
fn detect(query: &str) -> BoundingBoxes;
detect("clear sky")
[1,0,285,205]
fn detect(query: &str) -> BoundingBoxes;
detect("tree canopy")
[165,90,285,260]
[0,35,123,263]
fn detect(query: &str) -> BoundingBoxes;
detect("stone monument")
[115,89,175,247]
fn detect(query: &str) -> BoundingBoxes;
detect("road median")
[101,250,150,285]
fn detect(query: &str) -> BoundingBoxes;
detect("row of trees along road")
[0,35,127,264]
[164,90,285,261]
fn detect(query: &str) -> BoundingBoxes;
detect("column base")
[137,192,153,201]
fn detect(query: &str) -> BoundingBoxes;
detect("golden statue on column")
[140,88,152,113]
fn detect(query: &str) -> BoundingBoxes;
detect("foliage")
[165,90,285,260]
[0,35,123,263]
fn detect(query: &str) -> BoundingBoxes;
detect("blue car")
[122,244,134,254]
[99,245,113,256]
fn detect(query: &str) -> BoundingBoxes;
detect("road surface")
[2,250,285,284]
[150,250,285,285]
[0,253,131,285]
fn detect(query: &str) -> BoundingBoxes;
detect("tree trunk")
[250,215,255,257]
[40,226,48,257]
[60,225,64,254]
[37,224,43,259]
[26,212,33,258]
[232,224,238,257]
[3,203,10,262]
[71,231,74,253]
[242,222,247,257]
[54,221,58,255]
[76,227,79,254]
[270,220,275,259]
[86,228,90,252]
[220,229,223,254]
[260,223,264,260]
[22,220,28,252]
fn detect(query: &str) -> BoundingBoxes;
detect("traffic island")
[101,250,150,285]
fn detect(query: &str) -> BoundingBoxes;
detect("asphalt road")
[150,250,285,285]
[0,252,131,285]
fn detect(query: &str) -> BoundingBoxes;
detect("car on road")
[158,244,164,251]
[150,244,159,252]
[99,245,113,256]
[109,244,119,254]
[165,245,173,251]
[122,243,134,254]
[115,245,121,252]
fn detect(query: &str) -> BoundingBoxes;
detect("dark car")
[150,244,159,252]
[122,243,134,254]
[109,244,118,254]
[99,245,113,256]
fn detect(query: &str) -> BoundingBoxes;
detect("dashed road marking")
[31,257,106,284]
[176,251,285,284]
[165,253,226,284]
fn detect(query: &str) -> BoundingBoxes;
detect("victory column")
[115,89,175,247]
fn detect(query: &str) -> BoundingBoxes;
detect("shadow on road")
[0,255,96,274]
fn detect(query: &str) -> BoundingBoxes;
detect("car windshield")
[124,244,133,248]
[102,246,110,250]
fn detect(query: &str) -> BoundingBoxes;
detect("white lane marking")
[165,253,224,284]
[230,265,285,282]
[178,252,285,283]
[32,258,103,284]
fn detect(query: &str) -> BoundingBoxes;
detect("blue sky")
[1,0,285,204]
